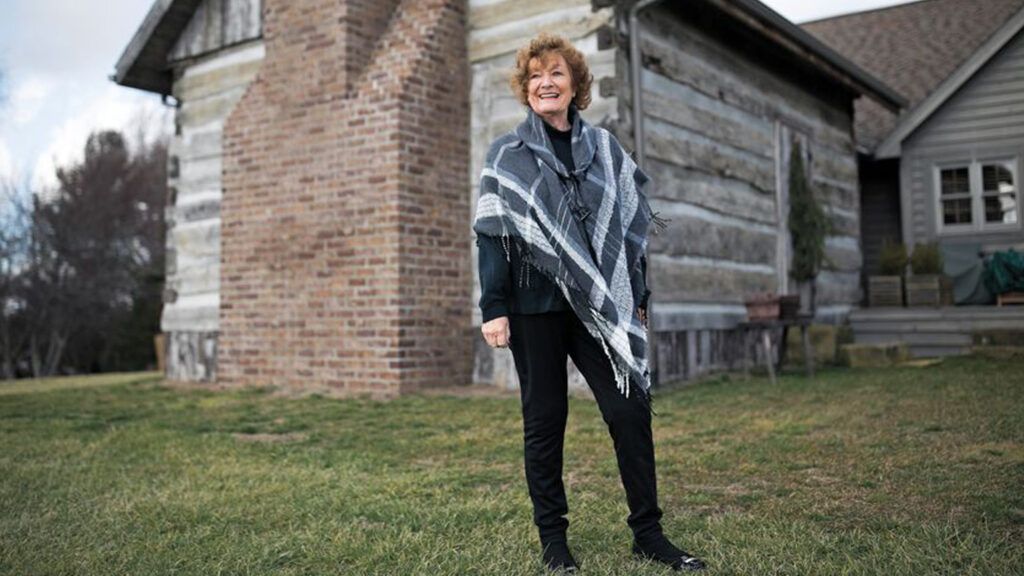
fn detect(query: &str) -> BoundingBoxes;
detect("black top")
[477,117,649,323]
[545,118,575,172]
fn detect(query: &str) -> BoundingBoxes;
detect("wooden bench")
[736,316,814,384]
[997,292,1024,306]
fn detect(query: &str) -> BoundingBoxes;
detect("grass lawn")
[1,357,1022,575]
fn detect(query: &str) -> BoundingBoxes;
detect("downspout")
[629,0,664,167]
[629,0,667,386]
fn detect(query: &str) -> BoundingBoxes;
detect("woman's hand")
[637,307,648,328]
[482,316,511,348]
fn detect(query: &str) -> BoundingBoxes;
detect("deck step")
[853,321,1024,333]
[838,342,910,367]
[849,306,1024,359]
[854,332,972,347]
[909,345,972,358]
[970,345,1024,359]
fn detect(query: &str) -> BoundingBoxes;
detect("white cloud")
[10,75,55,125]
[761,0,914,23]
[31,85,171,192]
[0,0,164,193]
[6,0,156,79]
[0,138,14,181]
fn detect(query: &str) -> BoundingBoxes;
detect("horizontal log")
[177,155,223,191]
[646,117,776,193]
[162,301,220,332]
[828,209,859,237]
[814,270,861,305]
[648,208,777,266]
[810,148,858,189]
[813,177,859,215]
[172,199,221,225]
[178,86,249,128]
[176,128,223,163]
[175,57,262,102]
[639,11,854,154]
[645,159,777,226]
[469,5,611,61]
[171,220,221,266]
[642,69,774,160]
[168,262,221,296]
[470,0,591,31]
[651,254,776,302]
[822,243,862,273]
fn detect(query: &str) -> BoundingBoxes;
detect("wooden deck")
[849,306,1024,358]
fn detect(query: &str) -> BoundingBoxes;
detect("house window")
[936,158,1020,233]
[939,166,971,226]
[981,161,1017,225]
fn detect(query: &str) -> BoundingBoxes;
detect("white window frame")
[934,157,1021,236]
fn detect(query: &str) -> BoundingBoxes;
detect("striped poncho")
[472,104,663,403]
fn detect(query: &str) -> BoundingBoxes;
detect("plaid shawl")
[472,104,663,402]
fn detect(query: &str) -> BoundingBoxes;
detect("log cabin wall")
[152,0,870,389]
[625,3,863,382]
[162,0,263,381]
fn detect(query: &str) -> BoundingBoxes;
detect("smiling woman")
[472,33,705,573]
[508,35,592,132]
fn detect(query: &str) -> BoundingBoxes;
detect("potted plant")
[869,240,907,307]
[906,242,944,307]
[787,140,830,315]
[745,292,780,321]
[778,294,801,319]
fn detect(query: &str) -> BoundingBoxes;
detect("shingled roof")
[802,0,1024,151]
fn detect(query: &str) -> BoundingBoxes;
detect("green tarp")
[984,249,1024,295]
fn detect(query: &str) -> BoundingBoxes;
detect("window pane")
[940,167,970,195]
[981,161,1018,224]
[982,163,1014,193]
[943,198,972,225]
[984,192,1018,224]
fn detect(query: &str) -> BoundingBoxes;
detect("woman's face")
[526,52,574,122]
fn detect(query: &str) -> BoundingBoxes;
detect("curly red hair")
[510,33,593,111]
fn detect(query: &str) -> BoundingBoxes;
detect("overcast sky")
[0,0,918,190]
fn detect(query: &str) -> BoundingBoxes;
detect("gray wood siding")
[169,0,261,63]
[901,30,1024,249]
[633,5,862,325]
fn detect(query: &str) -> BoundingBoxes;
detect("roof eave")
[874,6,1024,159]
[711,0,908,112]
[112,0,203,96]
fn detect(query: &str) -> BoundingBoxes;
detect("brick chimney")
[219,0,472,397]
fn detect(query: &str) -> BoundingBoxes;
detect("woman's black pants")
[507,310,663,546]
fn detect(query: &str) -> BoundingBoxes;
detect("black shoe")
[632,535,706,571]
[542,541,579,573]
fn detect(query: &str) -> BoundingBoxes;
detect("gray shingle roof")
[801,0,1024,150]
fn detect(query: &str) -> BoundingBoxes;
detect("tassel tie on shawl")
[650,211,669,236]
